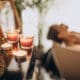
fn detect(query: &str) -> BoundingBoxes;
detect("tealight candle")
[7,31,19,43]
[20,35,34,49]
[13,50,27,63]
[1,43,12,51]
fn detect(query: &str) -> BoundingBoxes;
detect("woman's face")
[55,25,68,33]
[59,24,68,32]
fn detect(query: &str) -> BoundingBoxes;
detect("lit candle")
[1,43,12,51]
[7,31,19,43]
[20,36,33,49]
[13,50,27,57]
[13,50,27,63]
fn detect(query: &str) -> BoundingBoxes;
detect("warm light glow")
[7,31,19,43]
[20,35,34,49]
[1,43,12,50]
[13,50,27,57]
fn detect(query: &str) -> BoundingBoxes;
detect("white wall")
[45,0,80,32]
[42,0,80,52]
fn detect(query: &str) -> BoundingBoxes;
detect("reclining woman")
[47,23,80,46]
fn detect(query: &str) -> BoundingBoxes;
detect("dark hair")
[47,24,63,43]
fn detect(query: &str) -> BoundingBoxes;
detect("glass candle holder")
[1,43,12,50]
[20,34,34,57]
[13,50,27,63]
[6,30,19,51]
[7,31,19,43]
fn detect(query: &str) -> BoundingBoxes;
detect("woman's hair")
[47,24,63,43]
[47,23,80,45]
